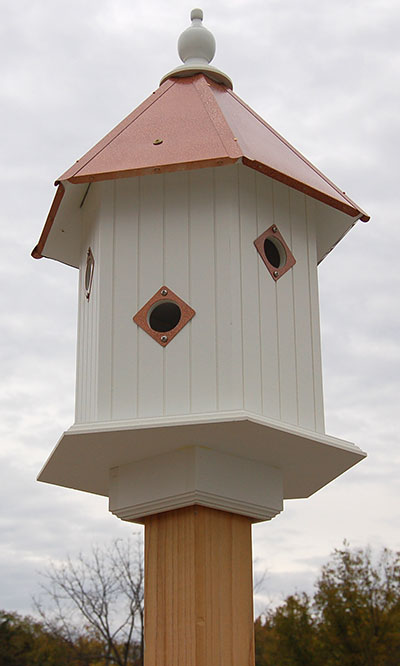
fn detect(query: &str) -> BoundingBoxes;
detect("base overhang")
[37,410,366,506]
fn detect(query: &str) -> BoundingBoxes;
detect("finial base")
[160,63,232,89]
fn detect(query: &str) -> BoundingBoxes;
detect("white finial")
[191,8,203,20]
[160,9,232,89]
[178,8,216,66]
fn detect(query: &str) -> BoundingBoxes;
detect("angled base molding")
[109,446,283,523]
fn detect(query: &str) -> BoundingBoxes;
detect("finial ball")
[178,7,216,65]
[191,8,203,21]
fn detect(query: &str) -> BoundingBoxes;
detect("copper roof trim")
[243,158,366,221]
[32,182,65,259]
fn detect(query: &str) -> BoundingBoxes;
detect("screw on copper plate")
[153,138,163,145]
[133,285,196,347]
[254,224,296,282]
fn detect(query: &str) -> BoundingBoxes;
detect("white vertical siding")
[214,166,244,411]
[255,173,280,420]
[164,171,191,416]
[111,178,140,420]
[137,175,165,418]
[290,188,316,430]
[96,181,115,421]
[306,199,325,432]
[273,180,298,425]
[75,183,100,424]
[238,167,262,414]
[188,169,218,413]
[75,164,325,434]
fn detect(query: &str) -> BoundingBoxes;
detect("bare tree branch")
[33,534,144,666]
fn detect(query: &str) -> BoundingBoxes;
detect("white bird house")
[34,9,368,523]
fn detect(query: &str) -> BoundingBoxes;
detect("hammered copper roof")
[59,74,368,219]
[33,73,369,261]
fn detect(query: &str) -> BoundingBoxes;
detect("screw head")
[161,289,168,296]
[273,270,279,278]
[272,225,278,233]
[160,335,168,343]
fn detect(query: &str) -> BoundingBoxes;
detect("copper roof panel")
[210,84,368,221]
[61,77,241,184]
[57,74,367,221]
[34,73,369,263]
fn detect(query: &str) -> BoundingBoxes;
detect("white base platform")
[109,446,283,523]
[38,410,366,514]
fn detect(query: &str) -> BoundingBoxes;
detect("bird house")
[34,9,368,525]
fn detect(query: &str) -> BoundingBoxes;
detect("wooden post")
[144,505,255,666]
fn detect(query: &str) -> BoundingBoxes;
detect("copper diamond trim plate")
[133,286,195,347]
[254,225,296,281]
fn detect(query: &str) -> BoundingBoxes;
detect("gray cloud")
[1,0,399,618]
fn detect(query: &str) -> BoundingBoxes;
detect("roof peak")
[160,8,232,89]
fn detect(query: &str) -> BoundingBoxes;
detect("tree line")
[255,543,400,665]
[1,539,399,665]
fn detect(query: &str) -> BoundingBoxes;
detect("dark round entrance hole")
[149,301,181,332]
[263,237,286,268]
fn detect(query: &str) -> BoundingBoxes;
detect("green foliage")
[255,543,400,666]
[0,610,70,666]
[0,609,142,666]
[315,543,400,665]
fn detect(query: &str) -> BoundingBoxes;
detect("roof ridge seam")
[61,80,175,182]
[227,90,366,216]
[193,76,242,160]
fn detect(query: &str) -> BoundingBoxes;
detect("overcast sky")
[1,0,399,618]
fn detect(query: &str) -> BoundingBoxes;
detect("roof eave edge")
[31,182,65,260]
[242,158,369,221]
[66,156,241,184]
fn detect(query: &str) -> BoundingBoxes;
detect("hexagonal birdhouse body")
[74,165,324,430]
[34,13,368,524]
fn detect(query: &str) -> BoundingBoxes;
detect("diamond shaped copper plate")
[133,286,195,347]
[254,225,296,281]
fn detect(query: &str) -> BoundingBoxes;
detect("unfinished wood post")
[144,505,255,666]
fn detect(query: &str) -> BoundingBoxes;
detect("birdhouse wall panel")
[137,175,165,418]
[96,182,115,421]
[75,183,101,424]
[238,167,263,414]
[188,169,218,413]
[255,173,281,420]
[306,198,325,433]
[111,178,140,420]
[164,174,192,414]
[290,188,318,430]
[273,181,298,425]
[164,172,191,415]
[74,165,324,434]
[214,166,244,411]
